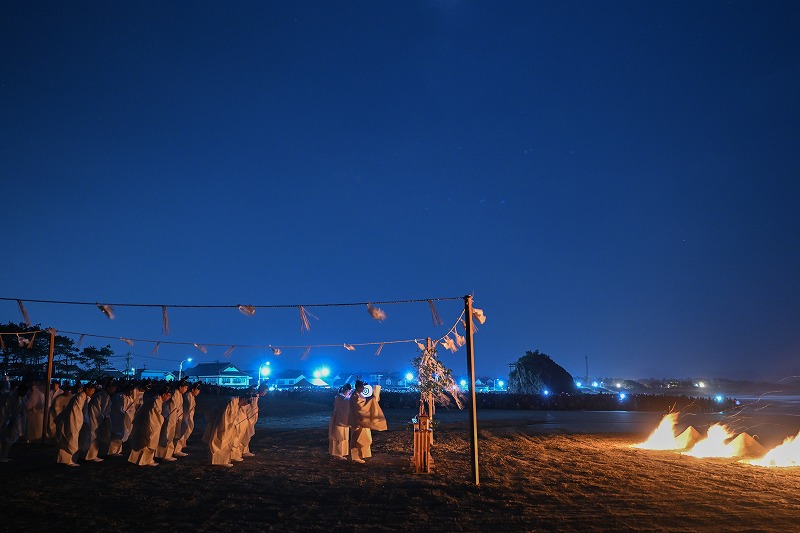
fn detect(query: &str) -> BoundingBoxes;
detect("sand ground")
[1,397,799,532]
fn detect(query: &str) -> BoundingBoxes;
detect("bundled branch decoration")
[301,346,311,360]
[270,346,281,356]
[374,343,384,356]
[151,341,161,356]
[344,343,356,351]
[411,344,464,412]
[193,343,208,354]
[121,338,134,346]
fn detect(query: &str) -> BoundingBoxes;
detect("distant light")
[698,382,706,388]
[260,365,271,377]
[497,380,504,388]
[460,379,467,388]
[592,381,598,387]
[576,381,582,388]
[405,373,414,381]
[715,395,723,402]
[187,358,193,363]
[313,370,321,378]
[615,383,622,388]
[619,393,627,400]
[321,367,330,378]
[542,389,550,396]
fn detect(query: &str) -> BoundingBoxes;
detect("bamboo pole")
[42,328,55,444]
[464,295,480,485]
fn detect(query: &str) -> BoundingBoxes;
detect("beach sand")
[1,396,799,532]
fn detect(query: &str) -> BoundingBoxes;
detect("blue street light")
[178,357,192,380]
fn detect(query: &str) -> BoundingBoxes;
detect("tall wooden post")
[464,295,480,485]
[42,328,55,444]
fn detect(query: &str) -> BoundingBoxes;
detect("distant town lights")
[497,380,504,388]
[405,372,414,382]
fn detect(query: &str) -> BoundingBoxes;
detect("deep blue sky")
[2,2,799,382]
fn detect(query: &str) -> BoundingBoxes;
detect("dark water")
[260,395,800,449]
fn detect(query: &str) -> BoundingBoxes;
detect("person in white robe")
[46,382,65,441]
[108,384,136,456]
[1,383,29,462]
[173,382,201,457]
[329,384,352,459]
[202,395,247,467]
[348,380,387,463]
[55,382,96,466]
[240,384,267,457]
[156,381,187,461]
[48,387,71,442]
[128,385,170,467]
[23,382,45,443]
[84,380,116,461]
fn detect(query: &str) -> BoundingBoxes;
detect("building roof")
[184,362,249,377]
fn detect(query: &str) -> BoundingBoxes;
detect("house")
[183,362,252,389]
[138,369,177,382]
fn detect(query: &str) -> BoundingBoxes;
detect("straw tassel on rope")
[238,305,256,316]
[223,346,236,358]
[17,300,31,326]
[428,300,444,326]
[193,343,208,354]
[374,343,384,356]
[162,306,170,335]
[97,303,115,320]
[299,306,317,333]
[151,341,161,356]
[367,303,386,322]
[121,338,134,347]
[270,346,281,356]
[301,346,311,360]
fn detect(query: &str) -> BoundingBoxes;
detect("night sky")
[2,2,799,383]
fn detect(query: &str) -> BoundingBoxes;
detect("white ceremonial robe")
[56,392,88,465]
[24,385,45,442]
[84,389,111,460]
[108,392,135,455]
[230,403,249,462]
[174,391,196,455]
[348,387,387,461]
[47,389,65,440]
[156,391,182,459]
[128,396,164,466]
[240,396,259,455]
[328,393,351,457]
[202,397,239,465]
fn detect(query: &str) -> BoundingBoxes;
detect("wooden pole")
[42,328,55,444]
[464,295,480,485]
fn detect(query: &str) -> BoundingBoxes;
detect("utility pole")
[585,355,589,385]
[125,351,133,377]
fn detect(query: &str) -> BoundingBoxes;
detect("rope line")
[0,296,464,309]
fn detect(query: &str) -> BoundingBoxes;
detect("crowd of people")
[0,375,269,468]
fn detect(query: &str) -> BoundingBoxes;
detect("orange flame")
[632,413,680,450]
[745,430,800,467]
[683,424,737,458]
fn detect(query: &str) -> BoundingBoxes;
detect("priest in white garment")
[348,380,387,463]
[56,382,96,466]
[128,384,170,467]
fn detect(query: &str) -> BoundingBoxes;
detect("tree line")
[0,322,115,380]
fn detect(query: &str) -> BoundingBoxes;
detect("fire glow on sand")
[634,414,800,467]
